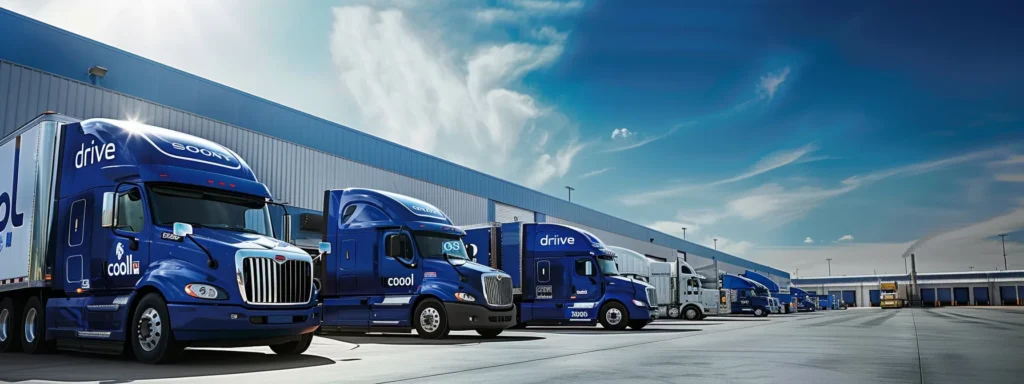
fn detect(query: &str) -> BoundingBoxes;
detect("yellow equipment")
[880,282,902,308]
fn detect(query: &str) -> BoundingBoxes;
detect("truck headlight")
[632,299,647,307]
[454,292,476,302]
[185,283,227,300]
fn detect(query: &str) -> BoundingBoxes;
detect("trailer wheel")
[753,307,766,317]
[599,302,629,330]
[130,294,185,364]
[413,299,449,339]
[21,296,53,354]
[683,306,701,321]
[667,307,680,319]
[476,329,503,338]
[0,297,21,353]
[270,332,314,355]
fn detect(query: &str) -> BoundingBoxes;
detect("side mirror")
[318,241,332,255]
[585,260,593,276]
[173,222,194,237]
[466,243,477,258]
[101,192,116,228]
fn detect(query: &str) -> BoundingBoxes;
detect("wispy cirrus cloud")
[837,234,855,242]
[475,0,583,24]
[620,143,820,206]
[758,66,791,100]
[579,167,612,179]
[602,126,680,153]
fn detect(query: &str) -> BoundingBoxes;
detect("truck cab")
[1,116,318,364]
[650,257,721,320]
[315,189,515,339]
[790,287,816,312]
[463,223,656,330]
[742,270,794,314]
[722,274,772,316]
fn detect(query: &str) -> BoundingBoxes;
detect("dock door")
[937,288,953,306]
[869,290,881,307]
[973,287,990,305]
[953,288,969,306]
[841,291,857,307]
[921,288,937,307]
[999,286,1018,306]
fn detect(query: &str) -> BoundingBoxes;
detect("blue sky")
[4,0,1023,275]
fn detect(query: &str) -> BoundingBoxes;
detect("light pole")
[999,234,1008,270]
[681,227,687,240]
[565,186,575,202]
[826,258,833,276]
[713,238,718,250]
[795,268,799,278]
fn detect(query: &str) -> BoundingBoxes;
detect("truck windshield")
[596,255,620,276]
[414,233,469,260]
[147,184,273,237]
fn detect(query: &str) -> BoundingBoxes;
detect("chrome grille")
[646,286,658,307]
[241,256,312,305]
[482,274,513,307]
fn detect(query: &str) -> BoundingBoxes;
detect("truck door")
[528,257,566,323]
[372,230,420,327]
[102,185,151,292]
[682,276,700,304]
[568,256,601,322]
[62,195,91,295]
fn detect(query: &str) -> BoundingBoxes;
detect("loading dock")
[953,287,969,306]
[937,288,953,306]
[973,287,990,305]
[842,290,857,307]
[999,286,1018,305]
[921,288,937,307]
[869,290,881,307]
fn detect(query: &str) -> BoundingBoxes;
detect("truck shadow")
[321,333,544,346]
[507,327,701,335]
[0,349,335,382]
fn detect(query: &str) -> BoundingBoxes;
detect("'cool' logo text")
[386,274,415,287]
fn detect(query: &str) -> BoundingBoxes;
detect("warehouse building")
[0,9,789,285]
[793,271,1024,307]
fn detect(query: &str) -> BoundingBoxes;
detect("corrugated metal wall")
[546,215,676,260]
[0,61,488,225]
[494,202,535,223]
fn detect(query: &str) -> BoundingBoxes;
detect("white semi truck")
[650,256,723,320]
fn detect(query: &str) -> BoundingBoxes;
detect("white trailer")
[606,246,651,283]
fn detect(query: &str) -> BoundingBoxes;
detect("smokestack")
[283,213,293,243]
[910,253,918,306]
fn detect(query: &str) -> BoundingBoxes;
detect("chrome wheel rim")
[0,308,9,343]
[137,308,163,352]
[668,308,679,318]
[24,308,37,344]
[606,308,622,325]
[420,307,441,333]
[686,308,698,319]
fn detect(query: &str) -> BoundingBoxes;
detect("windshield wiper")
[218,226,262,234]
[159,221,205,228]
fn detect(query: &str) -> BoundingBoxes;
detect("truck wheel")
[270,332,314,355]
[130,294,185,364]
[753,307,766,317]
[413,299,449,339]
[627,320,648,330]
[0,297,21,353]
[683,306,701,321]
[599,302,629,330]
[21,296,53,354]
[476,329,503,338]
[667,307,680,319]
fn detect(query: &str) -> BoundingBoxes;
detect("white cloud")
[579,167,612,179]
[475,8,519,23]
[513,0,584,12]
[475,1,584,25]
[647,220,700,239]
[603,126,679,153]
[995,174,1024,182]
[621,143,819,206]
[329,5,581,188]
[525,141,586,188]
[610,128,634,140]
[837,234,854,242]
[842,148,1002,186]
[709,236,755,256]
[990,155,1024,166]
[758,67,790,100]
[804,237,815,244]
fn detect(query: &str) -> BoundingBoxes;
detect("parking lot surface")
[1,307,1022,383]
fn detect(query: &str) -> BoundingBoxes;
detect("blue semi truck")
[313,189,516,339]
[722,274,773,316]
[790,287,816,312]
[0,114,319,364]
[742,270,796,314]
[462,222,657,330]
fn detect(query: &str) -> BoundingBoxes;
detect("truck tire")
[667,307,681,319]
[599,302,629,331]
[476,329,503,338]
[0,297,21,353]
[130,294,185,364]
[753,307,766,317]
[627,320,648,330]
[683,306,701,321]
[270,332,314,355]
[413,299,449,339]
[21,296,53,354]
